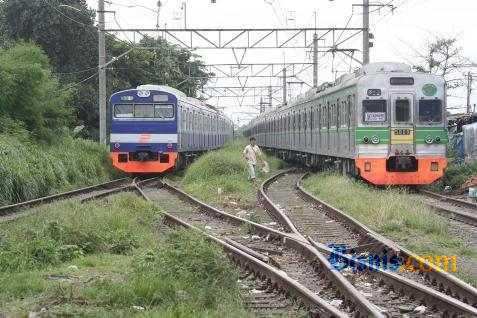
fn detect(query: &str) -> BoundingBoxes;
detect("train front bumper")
[110,152,178,174]
[355,157,447,185]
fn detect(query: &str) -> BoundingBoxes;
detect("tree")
[0,42,72,140]
[0,0,212,139]
[413,37,470,89]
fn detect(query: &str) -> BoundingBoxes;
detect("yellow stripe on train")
[391,128,414,145]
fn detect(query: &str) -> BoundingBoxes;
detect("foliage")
[182,139,286,205]
[0,0,213,139]
[0,132,117,205]
[440,160,477,190]
[0,194,158,272]
[0,195,247,317]
[0,42,72,140]
[412,37,469,89]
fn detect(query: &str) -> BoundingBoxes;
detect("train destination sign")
[365,112,386,122]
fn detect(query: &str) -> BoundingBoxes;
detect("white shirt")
[243,144,262,165]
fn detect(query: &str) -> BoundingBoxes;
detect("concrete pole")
[467,72,473,114]
[313,33,318,87]
[362,0,370,65]
[282,68,287,106]
[98,0,107,144]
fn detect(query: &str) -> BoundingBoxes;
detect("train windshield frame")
[362,99,387,124]
[394,98,411,123]
[418,99,442,123]
[113,103,176,120]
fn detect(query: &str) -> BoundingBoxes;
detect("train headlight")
[363,136,370,144]
[425,136,434,144]
[435,136,441,143]
[371,135,380,144]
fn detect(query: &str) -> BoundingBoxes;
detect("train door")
[390,93,415,156]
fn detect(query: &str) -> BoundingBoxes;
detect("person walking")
[243,137,262,182]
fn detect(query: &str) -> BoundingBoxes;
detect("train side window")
[327,104,331,127]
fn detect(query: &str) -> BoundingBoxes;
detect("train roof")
[123,84,228,117]
[251,62,445,122]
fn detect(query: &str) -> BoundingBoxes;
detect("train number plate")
[394,129,411,135]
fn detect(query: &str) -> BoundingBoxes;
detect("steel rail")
[135,179,384,317]
[291,172,477,308]
[420,189,477,211]
[0,178,132,217]
[133,182,348,318]
[418,190,477,226]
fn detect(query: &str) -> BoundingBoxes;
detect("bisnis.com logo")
[328,244,457,273]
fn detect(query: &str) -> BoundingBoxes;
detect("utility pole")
[98,0,107,144]
[362,0,370,65]
[313,33,318,87]
[467,72,473,114]
[282,68,287,106]
[182,1,187,29]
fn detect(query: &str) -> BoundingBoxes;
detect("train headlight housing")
[435,136,441,143]
[363,136,370,144]
[371,135,380,144]
[425,135,434,144]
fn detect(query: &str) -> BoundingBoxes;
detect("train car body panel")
[244,62,448,186]
[109,85,233,174]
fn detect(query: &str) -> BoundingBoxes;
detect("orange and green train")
[244,62,448,186]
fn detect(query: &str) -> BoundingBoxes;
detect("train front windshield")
[113,103,175,120]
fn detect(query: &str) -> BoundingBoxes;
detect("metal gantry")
[103,25,366,124]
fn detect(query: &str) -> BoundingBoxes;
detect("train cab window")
[395,99,410,123]
[419,100,442,123]
[155,105,174,119]
[362,100,386,123]
[114,104,133,118]
[135,104,154,118]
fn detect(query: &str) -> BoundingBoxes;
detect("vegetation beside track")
[430,160,477,192]
[0,193,247,316]
[0,133,118,206]
[181,139,286,208]
[303,173,477,285]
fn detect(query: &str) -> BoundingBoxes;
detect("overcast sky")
[85,0,477,124]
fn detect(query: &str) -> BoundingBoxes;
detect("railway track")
[418,190,477,227]
[0,178,135,222]
[260,170,477,317]
[135,178,386,317]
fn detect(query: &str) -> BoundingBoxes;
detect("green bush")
[0,42,72,141]
[82,230,243,312]
[182,139,285,205]
[440,160,477,190]
[0,133,118,205]
[0,194,158,272]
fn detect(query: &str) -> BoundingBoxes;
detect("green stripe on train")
[415,127,448,144]
[355,127,389,144]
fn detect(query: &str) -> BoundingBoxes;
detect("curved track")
[259,170,477,316]
[135,179,387,317]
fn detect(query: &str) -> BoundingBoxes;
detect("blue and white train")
[109,85,234,173]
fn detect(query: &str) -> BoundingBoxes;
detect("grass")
[0,134,119,205]
[303,173,477,284]
[0,194,248,317]
[181,139,286,207]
